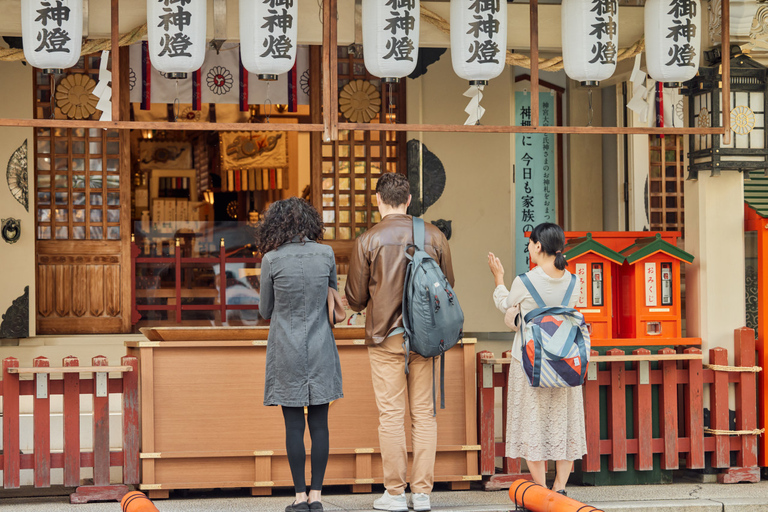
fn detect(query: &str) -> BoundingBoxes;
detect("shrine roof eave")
[563,233,625,264]
[620,234,695,265]
[745,176,768,219]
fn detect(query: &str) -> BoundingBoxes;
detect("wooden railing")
[477,327,762,489]
[131,239,261,325]
[1,356,139,503]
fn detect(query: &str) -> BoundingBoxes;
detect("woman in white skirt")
[487,223,587,495]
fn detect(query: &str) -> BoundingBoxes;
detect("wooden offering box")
[562,233,625,339]
[126,327,480,498]
[618,234,694,339]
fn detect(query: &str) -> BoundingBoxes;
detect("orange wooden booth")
[745,200,768,466]
[562,233,625,339]
[126,327,480,499]
[531,231,699,348]
[617,234,694,340]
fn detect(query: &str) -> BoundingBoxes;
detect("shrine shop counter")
[125,326,480,499]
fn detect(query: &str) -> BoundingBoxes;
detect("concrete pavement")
[1,480,768,512]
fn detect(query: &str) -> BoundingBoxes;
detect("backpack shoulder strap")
[412,217,425,251]
[518,273,546,308]
[561,273,578,307]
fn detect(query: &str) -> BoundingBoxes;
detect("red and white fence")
[477,327,762,489]
[1,355,139,503]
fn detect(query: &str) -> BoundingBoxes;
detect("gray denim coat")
[260,240,344,407]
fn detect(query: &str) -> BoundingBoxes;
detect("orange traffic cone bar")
[509,480,603,512]
[121,491,160,512]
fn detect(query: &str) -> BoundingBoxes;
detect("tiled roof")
[563,233,625,264]
[620,233,695,264]
[745,175,768,219]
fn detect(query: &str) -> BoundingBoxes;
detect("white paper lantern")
[645,0,701,87]
[21,0,83,73]
[147,0,207,80]
[561,0,619,87]
[362,0,420,82]
[450,0,507,85]
[240,0,299,81]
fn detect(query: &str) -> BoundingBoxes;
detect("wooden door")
[33,54,131,334]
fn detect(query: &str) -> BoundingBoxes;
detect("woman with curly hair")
[255,197,343,512]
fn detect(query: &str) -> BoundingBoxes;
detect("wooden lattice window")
[315,46,407,243]
[34,56,123,241]
[649,134,685,232]
[32,51,132,334]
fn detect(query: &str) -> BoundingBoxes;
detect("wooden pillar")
[684,173,746,364]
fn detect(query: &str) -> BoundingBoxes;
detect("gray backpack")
[402,217,464,413]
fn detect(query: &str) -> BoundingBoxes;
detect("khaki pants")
[368,333,437,495]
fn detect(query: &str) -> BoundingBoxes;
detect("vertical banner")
[515,91,556,275]
[645,262,658,306]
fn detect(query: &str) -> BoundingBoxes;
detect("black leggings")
[281,404,330,493]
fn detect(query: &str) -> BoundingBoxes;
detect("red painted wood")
[607,349,627,471]
[122,356,140,485]
[659,347,679,470]
[92,356,110,486]
[477,351,495,475]
[632,348,653,470]
[3,357,20,488]
[10,451,124,470]
[734,328,758,468]
[70,484,129,504]
[62,356,81,487]
[717,466,761,484]
[709,347,730,468]
[684,348,704,469]
[582,349,601,472]
[501,349,520,474]
[33,357,51,488]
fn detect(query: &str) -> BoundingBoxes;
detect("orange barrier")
[508,480,603,512]
[121,491,160,512]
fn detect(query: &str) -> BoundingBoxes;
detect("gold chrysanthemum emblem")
[339,80,381,123]
[56,74,98,120]
[730,105,756,135]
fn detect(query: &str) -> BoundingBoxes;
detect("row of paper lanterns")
[21,0,700,87]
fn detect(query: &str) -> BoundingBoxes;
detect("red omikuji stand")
[617,234,694,340]
[562,233,625,339]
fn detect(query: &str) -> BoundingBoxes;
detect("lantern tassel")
[463,84,485,126]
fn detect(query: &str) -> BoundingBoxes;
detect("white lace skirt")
[505,360,588,461]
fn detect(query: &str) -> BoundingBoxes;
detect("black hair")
[530,222,568,270]
[253,197,324,253]
[375,172,410,207]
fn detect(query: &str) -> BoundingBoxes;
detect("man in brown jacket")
[345,172,454,512]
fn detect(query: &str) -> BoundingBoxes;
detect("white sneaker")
[373,490,408,512]
[409,493,431,511]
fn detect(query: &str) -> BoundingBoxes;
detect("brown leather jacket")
[345,214,455,345]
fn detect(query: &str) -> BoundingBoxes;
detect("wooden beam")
[310,45,323,211]
[322,0,340,141]
[329,0,338,141]
[111,0,120,122]
[530,0,539,128]
[0,116,735,135]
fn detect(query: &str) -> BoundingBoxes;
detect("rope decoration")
[704,427,765,436]
[420,5,645,72]
[0,24,147,62]
[704,364,763,373]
